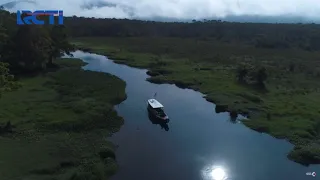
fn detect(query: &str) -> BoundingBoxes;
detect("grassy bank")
[72,37,320,165]
[0,58,126,180]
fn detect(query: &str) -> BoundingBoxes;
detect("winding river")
[72,51,320,180]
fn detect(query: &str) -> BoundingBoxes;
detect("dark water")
[72,51,320,180]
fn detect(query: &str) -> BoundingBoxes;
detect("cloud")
[1,0,320,21]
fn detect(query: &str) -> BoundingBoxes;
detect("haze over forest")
[1,0,320,23]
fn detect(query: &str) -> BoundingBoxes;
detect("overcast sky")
[1,0,320,20]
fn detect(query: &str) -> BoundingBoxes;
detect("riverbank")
[0,58,126,180]
[72,37,320,165]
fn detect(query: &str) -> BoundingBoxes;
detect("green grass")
[72,37,320,165]
[0,58,126,180]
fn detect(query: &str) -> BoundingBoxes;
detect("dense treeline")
[65,16,320,50]
[0,9,73,75]
[2,9,320,52]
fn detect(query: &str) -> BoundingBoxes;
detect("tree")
[0,62,18,97]
[48,25,74,66]
[0,15,10,64]
[0,9,17,35]
[2,25,51,73]
[0,26,8,57]
[236,64,249,83]
[0,9,74,73]
[255,67,267,88]
[0,10,10,52]
[289,63,295,72]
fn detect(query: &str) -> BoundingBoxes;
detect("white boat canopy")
[147,99,164,108]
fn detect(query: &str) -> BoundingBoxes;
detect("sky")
[1,0,320,22]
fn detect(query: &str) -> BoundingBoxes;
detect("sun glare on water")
[210,167,226,180]
[201,164,228,180]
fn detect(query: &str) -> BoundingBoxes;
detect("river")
[71,50,319,180]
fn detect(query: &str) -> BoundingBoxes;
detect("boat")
[147,99,169,122]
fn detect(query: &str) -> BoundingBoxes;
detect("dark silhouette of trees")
[236,65,249,83]
[0,26,7,50]
[0,121,13,134]
[289,63,295,72]
[255,67,268,88]
[48,25,74,66]
[0,11,16,94]
[63,16,320,51]
[0,9,73,74]
[2,25,51,73]
[0,61,18,96]
[236,64,268,89]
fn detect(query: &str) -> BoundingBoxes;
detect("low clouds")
[1,0,320,21]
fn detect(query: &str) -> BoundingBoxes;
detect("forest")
[65,16,320,51]
[0,7,320,180]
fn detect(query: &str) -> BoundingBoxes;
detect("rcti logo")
[16,10,63,25]
[306,172,316,177]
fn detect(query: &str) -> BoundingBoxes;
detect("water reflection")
[147,112,170,131]
[214,105,242,124]
[202,165,229,180]
[230,117,237,123]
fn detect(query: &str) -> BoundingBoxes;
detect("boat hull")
[147,106,169,122]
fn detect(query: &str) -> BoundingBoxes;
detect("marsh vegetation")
[0,59,126,180]
[72,36,320,165]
